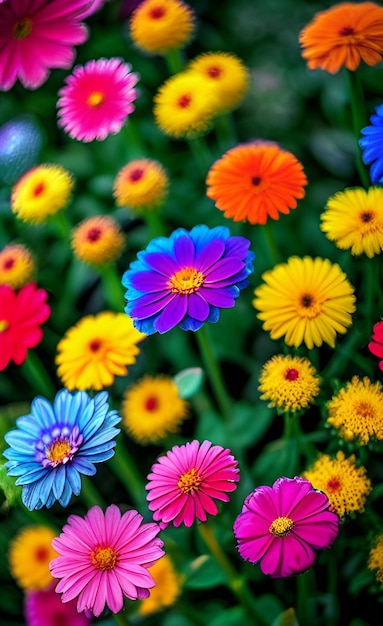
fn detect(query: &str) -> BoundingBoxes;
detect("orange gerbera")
[299,2,383,74]
[206,142,307,225]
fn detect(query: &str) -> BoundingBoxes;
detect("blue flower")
[122,224,254,335]
[359,104,383,184]
[3,389,120,510]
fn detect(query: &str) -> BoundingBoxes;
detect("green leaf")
[210,606,246,626]
[272,608,300,626]
[228,402,275,449]
[183,555,227,589]
[173,367,205,399]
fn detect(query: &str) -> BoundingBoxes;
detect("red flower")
[0,283,50,371]
[368,321,383,371]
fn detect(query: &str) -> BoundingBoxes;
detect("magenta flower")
[0,0,99,91]
[146,440,240,528]
[57,58,140,142]
[233,476,339,578]
[50,504,164,617]
[25,583,90,626]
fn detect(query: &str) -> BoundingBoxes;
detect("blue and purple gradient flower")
[3,389,120,510]
[359,104,383,184]
[122,224,254,334]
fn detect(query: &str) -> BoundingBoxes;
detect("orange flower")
[299,2,383,74]
[206,142,307,225]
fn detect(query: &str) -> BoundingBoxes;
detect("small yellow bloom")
[0,243,35,288]
[368,535,383,583]
[8,526,58,591]
[139,555,182,615]
[71,215,125,266]
[113,159,169,211]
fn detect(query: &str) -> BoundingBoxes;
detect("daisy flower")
[8,526,58,591]
[50,504,165,617]
[146,440,240,528]
[71,215,125,266]
[25,583,91,626]
[0,243,35,289]
[57,58,140,142]
[360,104,383,184]
[368,320,383,371]
[113,159,169,211]
[0,115,43,185]
[368,535,383,584]
[139,555,181,616]
[206,142,307,225]
[233,476,339,578]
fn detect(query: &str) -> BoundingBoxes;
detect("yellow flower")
[113,159,169,211]
[56,312,146,391]
[0,243,35,288]
[258,354,320,413]
[253,256,356,349]
[129,0,195,55]
[121,375,189,444]
[368,535,383,583]
[303,451,372,517]
[320,187,383,258]
[139,555,182,615]
[11,164,73,224]
[8,526,58,591]
[71,215,125,266]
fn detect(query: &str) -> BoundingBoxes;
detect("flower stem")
[108,437,146,508]
[262,220,283,266]
[188,134,213,175]
[164,48,184,74]
[99,263,125,312]
[124,119,146,159]
[214,113,237,152]
[195,325,232,421]
[80,476,108,509]
[19,350,56,399]
[347,69,370,188]
[113,609,131,626]
[142,208,168,239]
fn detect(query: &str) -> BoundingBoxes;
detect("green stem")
[321,324,372,381]
[19,350,56,399]
[347,69,370,188]
[142,208,168,239]
[187,134,213,175]
[99,263,125,312]
[80,476,107,509]
[362,256,380,340]
[326,542,340,626]
[52,210,72,239]
[124,119,146,159]
[213,113,237,152]
[164,48,184,74]
[296,568,318,626]
[195,325,232,421]
[262,221,283,266]
[113,609,131,626]
[108,437,145,507]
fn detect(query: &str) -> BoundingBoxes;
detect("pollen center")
[251,176,261,186]
[90,546,117,570]
[178,467,202,493]
[129,168,144,182]
[354,401,375,420]
[89,339,102,352]
[168,267,204,294]
[298,292,321,318]
[150,6,166,19]
[46,439,72,465]
[87,91,105,107]
[145,395,159,411]
[3,257,15,270]
[177,94,191,109]
[35,546,49,562]
[360,210,373,223]
[269,516,294,537]
[13,17,32,39]
[285,367,299,381]
[87,227,102,242]
[0,320,9,332]
[207,65,222,78]
[339,25,354,36]
[327,477,341,492]
[33,182,45,197]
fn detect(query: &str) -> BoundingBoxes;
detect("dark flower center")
[89,339,102,352]
[35,546,49,562]
[145,395,159,411]
[285,368,299,381]
[251,176,261,186]
[33,182,45,197]
[3,257,15,270]
[13,18,32,39]
[360,210,373,223]
[207,65,222,78]
[327,477,341,492]
[129,168,144,182]
[177,94,192,109]
[150,6,166,19]
[301,293,313,308]
[87,227,102,242]
[339,25,354,36]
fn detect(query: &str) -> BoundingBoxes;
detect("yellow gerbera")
[8,526,58,591]
[71,215,125,266]
[368,535,383,583]
[113,159,169,211]
[0,243,35,288]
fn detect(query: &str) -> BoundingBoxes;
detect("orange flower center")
[327,477,341,493]
[178,467,202,493]
[168,267,204,294]
[86,227,102,242]
[177,94,191,109]
[145,395,159,411]
[87,91,105,107]
[354,401,375,420]
[13,17,32,39]
[285,368,299,381]
[33,182,45,197]
[90,546,117,570]
[46,439,72,465]
[207,65,222,79]
[0,320,9,333]
[269,516,294,537]
[150,6,166,19]
[129,168,144,182]
[339,25,354,36]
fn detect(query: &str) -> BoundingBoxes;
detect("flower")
[50,504,165,617]
[3,389,120,510]
[121,375,189,444]
[0,115,43,185]
[0,243,35,289]
[233,477,339,578]
[8,526,58,591]
[258,354,320,413]
[56,312,146,391]
[206,142,307,225]
[0,282,50,371]
[129,0,195,55]
[299,2,383,74]
[368,320,383,371]
[253,256,356,349]
[320,187,383,258]
[113,159,169,211]
[153,72,219,139]
[146,439,240,528]
[187,52,249,113]
[139,555,181,616]
[11,164,73,224]
[57,58,140,142]
[0,0,100,91]
[303,451,372,517]
[71,215,125,266]
[25,583,91,626]
[368,535,383,584]
[360,104,383,184]
[122,224,254,335]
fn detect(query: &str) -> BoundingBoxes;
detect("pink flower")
[146,439,240,528]
[25,583,90,626]
[368,321,383,371]
[0,0,99,91]
[57,58,140,142]
[233,476,339,578]
[50,504,164,617]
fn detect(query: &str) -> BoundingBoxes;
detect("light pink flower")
[0,0,99,91]
[146,439,240,528]
[233,476,339,578]
[57,58,140,142]
[50,504,164,617]
[25,583,90,626]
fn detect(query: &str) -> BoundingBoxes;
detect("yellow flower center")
[354,400,375,420]
[178,467,202,493]
[13,17,32,39]
[269,516,294,537]
[168,267,204,294]
[90,546,117,570]
[0,320,9,332]
[46,439,72,464]
[297,292,321,318]
[87,91,105,107]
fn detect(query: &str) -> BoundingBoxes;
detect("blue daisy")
[359,104,383,184]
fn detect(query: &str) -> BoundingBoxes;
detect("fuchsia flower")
[368,321,383,371]
[25,583,90,626]
[146,440,240,528]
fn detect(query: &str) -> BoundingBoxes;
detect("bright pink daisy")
[368,320,383,371]
[233,476,339,578]
[25,583,90,626]
[0,0,99,91]
[57,58,140,142]
[50,504,164,617]
[146,439,240,528]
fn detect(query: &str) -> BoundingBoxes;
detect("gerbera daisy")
[368,535,383,583]
[258,354,320,413]
[303,451,372,517]
[368,320,383,371]
[8,526,58,591]
[122,224,254,335]
[129,0,195,55]
[71,215,125,266]
[299,2,383,74]
[233,477,339,578]
[121,375,189,444]
[55,311,146,391]
[146,439,240,528]
[113,159,169,211]
[0,243,35,289]
[3,389,120,510]
[50,504,165,617]
[206,142,307,225]
[25,583,91,626]
[139,555,181,616]
[11,164,73,224]
[0,0,100,91]
[252,256,356,349]
[0,282,50,371]
[0,115,43,185]
[57,58,140,142]
[360,104,383,184]
[320,187,383,257]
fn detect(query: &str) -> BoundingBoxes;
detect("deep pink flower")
[146,439,240,528]
[0,0,99,91]
[57,58,140,142]
[50,504,164,617]
[368,321,383,371]
[233,476,339,578]
[25,583,90,626]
